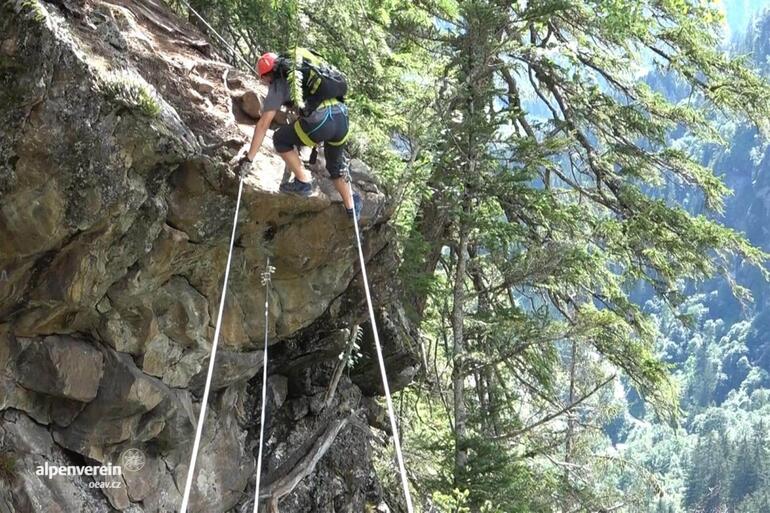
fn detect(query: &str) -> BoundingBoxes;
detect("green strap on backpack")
[278,47,348,116]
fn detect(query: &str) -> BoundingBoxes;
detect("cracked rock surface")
[0,1,418,511]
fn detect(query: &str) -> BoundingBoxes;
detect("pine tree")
[181,1,770,510]
[730,435,760,505]
[397,0,770,510]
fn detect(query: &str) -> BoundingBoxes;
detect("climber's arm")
[246,109,277,161]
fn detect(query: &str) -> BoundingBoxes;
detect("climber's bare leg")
[331,177,354,209]
[279,149,311,183]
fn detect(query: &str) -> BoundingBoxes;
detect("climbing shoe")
[279,179,312,197]
[346,192,363,220]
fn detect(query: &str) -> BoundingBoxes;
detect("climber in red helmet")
[240,49,361,219]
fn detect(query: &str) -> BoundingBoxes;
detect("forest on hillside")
[616,9,770,513]
[174,1,770,511]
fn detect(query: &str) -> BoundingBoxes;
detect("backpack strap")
[287,47,324,112]
[284,47,346,116]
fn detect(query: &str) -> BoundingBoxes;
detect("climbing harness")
[343,165,415,513]
[292,100,348,149]
[179,170,245,513]
[253,259,275,513]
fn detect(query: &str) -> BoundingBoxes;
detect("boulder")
[235,89,291,125]
[0,409,114,513]
[14,335,104,402]
[52,348,168,460]
[188,349,263,394]
[240,90,262,119]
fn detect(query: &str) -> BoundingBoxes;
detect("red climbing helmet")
[257,52,278,76]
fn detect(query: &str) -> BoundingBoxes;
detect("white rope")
[175,0,254,70]
[252,257,275,513]
[169,4,412,506]
[180,173,245,513]
[344,172,415,513]
[163,2,410,509]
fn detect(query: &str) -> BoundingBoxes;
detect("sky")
[721,0,768,39]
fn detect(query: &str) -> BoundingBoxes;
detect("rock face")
[0,1,417,512]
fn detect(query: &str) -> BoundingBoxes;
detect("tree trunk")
[563,339,578,510]
[405,187,452,320]
[468,245,496,436]
[452,219,470,487]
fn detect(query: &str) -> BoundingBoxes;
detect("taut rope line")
[170,2,415,507]
[253,258,275,513]
[176,0,254,70]
[180,171,245,513]
[344,168,415,513]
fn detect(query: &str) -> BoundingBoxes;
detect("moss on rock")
[0,451,17,484]
[97,70,162,117]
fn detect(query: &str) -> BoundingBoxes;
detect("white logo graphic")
[119,448,146,472]
[35,461,122,478]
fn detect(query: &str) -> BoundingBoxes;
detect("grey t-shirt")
[262,77,291,113]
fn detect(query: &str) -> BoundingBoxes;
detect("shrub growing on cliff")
[97,70,161,118]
